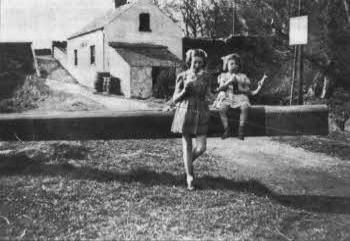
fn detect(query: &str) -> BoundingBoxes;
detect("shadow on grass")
[1,153,350,215]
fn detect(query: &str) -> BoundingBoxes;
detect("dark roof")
[109,42,182,67]
[109,42,168,49]
[68,3,135,40]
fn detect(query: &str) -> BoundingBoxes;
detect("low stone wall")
[0,105,328,141]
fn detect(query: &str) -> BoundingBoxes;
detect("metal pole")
[232,0,236,36]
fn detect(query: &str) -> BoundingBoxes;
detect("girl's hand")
[228,75,236,84]
[262,73,268,81]
[163,105,175,112]
[217,85,227,92]
[184,81,194,93]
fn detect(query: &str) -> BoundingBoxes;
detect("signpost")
[232,0,236,36]
[289,16,308,45]
[289,14,308,105]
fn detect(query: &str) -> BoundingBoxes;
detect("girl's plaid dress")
[212,72,251,109]
[171,70,211,136]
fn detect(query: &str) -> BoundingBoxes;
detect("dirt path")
[46,79,158,111]
[207,137,350,197]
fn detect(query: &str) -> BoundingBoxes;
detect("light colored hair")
[185,49,208,67]
[221,53,241,71]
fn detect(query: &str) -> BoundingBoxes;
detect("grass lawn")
[1,139,349,241]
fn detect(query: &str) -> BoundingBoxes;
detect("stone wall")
[130,67,152,99]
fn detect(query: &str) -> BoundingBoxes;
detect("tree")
[157,0,350,96]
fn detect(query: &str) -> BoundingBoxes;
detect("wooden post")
[31,43,41,77]
[290,46,298,105]
[298,45,304,105]
[297,0,304,105]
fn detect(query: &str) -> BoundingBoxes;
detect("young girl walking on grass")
[171,49,214,191]
[213,53,267,140]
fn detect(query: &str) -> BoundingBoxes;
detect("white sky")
[0,0,114,48]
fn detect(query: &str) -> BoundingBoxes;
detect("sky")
[0,0,114,48]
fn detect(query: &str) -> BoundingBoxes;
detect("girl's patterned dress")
[171,70,211,136]
[213,72,251,109]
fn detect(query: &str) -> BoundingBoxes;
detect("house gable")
[104,1,183,58]
[68,3,136,40]
[68,0,183,41]
[104,2,183,41]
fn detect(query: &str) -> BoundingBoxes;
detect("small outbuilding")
[54,0,183,98]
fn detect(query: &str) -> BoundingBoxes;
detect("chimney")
[114,0,127,8]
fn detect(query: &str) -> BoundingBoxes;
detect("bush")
[0,72,26,100]
[0,75,51,113]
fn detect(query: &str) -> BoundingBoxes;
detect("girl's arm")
[216,75,235,92]
[250,74,267,96]
[172,73,188,104]
[205,76,215,103]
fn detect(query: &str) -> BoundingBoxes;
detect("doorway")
[151,66,176,99]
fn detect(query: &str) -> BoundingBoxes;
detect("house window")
[139,13,151,32]
[90,45,96,65]
[74,49,78,66]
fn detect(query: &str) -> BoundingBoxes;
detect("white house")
[54,0,183,98]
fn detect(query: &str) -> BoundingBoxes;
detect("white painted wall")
[67,30,105,88]
[104,1,183,59]
[53,47,68,69]
[107,46,131,97]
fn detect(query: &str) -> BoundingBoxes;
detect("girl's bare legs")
[238,103,249,140]
[192,135,207,163]
[182,134,194,190]
[219,105,230,139]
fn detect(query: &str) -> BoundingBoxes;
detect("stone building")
[54,0,183,98]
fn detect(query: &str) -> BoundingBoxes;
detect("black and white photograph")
[0,0,349,240]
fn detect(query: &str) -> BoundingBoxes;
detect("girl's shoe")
[221,128,230,139]
[238,125,245,141]
[187,175,195,191]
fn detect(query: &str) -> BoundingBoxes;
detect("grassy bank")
[0,139,349,240]
[273,132,350,162]
[0,74,103,113]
